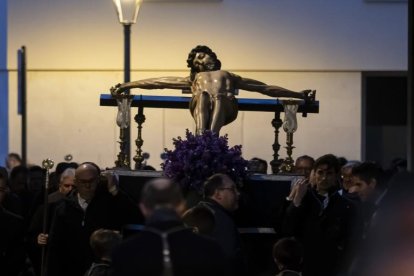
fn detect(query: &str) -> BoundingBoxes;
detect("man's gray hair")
[60,168,76,183]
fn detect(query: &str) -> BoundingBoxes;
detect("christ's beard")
[205,62,215,71]
[194,62,216,73]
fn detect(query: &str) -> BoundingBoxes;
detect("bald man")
[112,178,227,276]
[47,162,141,276]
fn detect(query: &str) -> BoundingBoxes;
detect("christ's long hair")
[186,45,221,81]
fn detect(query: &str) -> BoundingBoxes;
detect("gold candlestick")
[133,106,146,170]
[270,112,283,174]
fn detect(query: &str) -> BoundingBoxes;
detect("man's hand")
[302,90,316,102]
[348,185,358,194]
[290,178,309,207]
[102,170,119,196]
[37,233,48,246]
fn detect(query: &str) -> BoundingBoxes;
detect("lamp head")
[113,0,143,24]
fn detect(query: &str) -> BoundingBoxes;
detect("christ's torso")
[192,70,237,98]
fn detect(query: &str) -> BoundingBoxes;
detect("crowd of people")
[0,152,413,276]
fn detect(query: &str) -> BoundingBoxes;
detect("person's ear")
[175,201,186,216]
[274,258,283,270]
[139,203,151,218]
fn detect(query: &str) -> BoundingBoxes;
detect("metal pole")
[124,23,131,168]
[18,46,27,166]
[40,158,54,276]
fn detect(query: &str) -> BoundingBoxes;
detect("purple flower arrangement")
[161,129,248,194]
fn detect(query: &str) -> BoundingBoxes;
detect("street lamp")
[112,0,142,168]
[113,0,142,24]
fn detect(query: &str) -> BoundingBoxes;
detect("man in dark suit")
[46,162,142,276]
[111,178,227,276]
[282,154,357,276]
[198,174,244,268]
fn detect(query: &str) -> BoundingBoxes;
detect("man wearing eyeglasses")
[46,162,142,276]
[198,173,246,276]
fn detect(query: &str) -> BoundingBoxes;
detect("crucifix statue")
[111,45,315,135]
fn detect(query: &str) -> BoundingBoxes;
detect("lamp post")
[112,0,142,168]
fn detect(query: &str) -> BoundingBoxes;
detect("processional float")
[102,45,319,173]
[100,94,318,173]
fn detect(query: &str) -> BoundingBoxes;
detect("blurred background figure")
[351,171,414,276]
[340,161,360,191]
[247,157,268,174]
[387,157,407,177]
[350,162,386,204]
[337,156,348,169]
[339,160,361,200]
[84,229,122,276]
[111,177,226,276]
[28,166,45,195]
[293,155,314,178]
[6,153,22,174]
[9,165,29,196]
[48,162,78,194]
[273,237,304,276]
[182,205,215,236]
[9,165,34,226]
[48,167,76,202]
[0,168,26,276]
